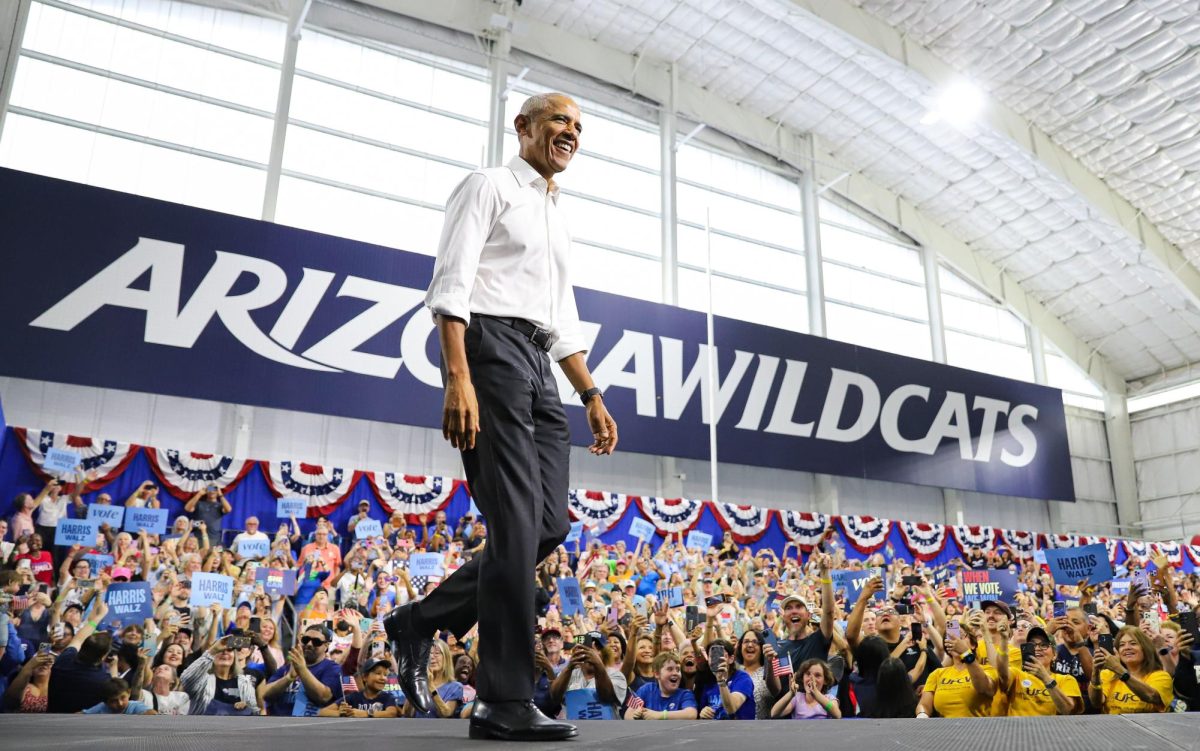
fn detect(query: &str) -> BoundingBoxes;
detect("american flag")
[341,675,359,694]
[771,656,793,677]
[627,693,645,710]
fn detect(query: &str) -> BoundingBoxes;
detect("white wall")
[1131,395,1200,541]
[1,376,1126,536]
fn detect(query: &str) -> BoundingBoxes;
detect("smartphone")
[1020,642,1037,666]
[323,619,334,632]
[704,595,725,608]
[895,601,912,616]
[1053,601,1067,619]
[946,620,961,639]
[78,578,95,591]
[1083,602,1098,616]
[911,622,923,642]
[1097,633,1115,652]
[1142,610,1162,630]
[573,634,586,646]
[228,636,251,649]
[901,575,922,586]
[38,642,52,656]
[249,617,262,634]
[1177,611,1200,643]
[685,605,701,633]
[708,643,725,671]
[970,600,982,612]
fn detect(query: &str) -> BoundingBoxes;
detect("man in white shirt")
[231,517,270,563]
[385,93,618,742]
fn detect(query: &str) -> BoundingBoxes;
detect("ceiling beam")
[786,0,1200,317]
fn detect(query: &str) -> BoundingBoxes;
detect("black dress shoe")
[469,699,578,741]
[382,603,434,715]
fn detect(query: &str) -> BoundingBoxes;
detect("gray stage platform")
[1,714,1197,750]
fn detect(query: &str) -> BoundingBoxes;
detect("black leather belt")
[477,314,554,353]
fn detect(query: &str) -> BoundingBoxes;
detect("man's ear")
[514,114,529,138]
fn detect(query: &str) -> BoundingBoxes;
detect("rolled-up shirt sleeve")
[424,172,501,324]
[549,280,587,362]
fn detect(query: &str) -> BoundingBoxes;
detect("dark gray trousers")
[415,316,571,702]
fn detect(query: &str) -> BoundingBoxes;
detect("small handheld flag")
[772,655,793,677]
[341,675,359,694]
[626,693,645,710]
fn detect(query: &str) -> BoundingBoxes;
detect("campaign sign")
[565,521,584,544]
[960,569,1019,604]
[0,168,1074,502]
[82,553,114,573]
[658,586,685,607]
[1042,544,1114,586]
[685,530,713,551]
[628,517,656,543]
[254,567,298,597]
[190,572,234,608]
[43,447,81,475]
[408,553,443,578]
[1110,579,1131,596]
[105,582,154,627]
[124,507,168,535]
[277,498,307,518]
[564,688,614,720]
[87,504,125,528]
[355,518,383,540]
[55,518,98,546]
[832,568,885,602]
[558,577,584,617]
[237,537,270,559]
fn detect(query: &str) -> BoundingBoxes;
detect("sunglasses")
[300,637,326,647]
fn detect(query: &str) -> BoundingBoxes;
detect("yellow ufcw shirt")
[1098,669,1173,714]
[923,664,999,718]
[975,641,1021,715]
[1006,670,1081,716]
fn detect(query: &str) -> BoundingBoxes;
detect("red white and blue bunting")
[951,525,995,553]
[899,521,948,562]
[261,460,361,514]
[637,496,705,536]
[779,511,829,548]
[837,515,892,555]
[1187,545,1200,566]
[1104,538,1124,563]
[148,448,254,500]
[709,503,774,544]
[567,490,631,532]
[999,529,1037,559]
[1044,534,1081,549]
[1152,541,1183,568]
[368,474,458,523]
[16,427,137,490]
[1126,540,1150,561]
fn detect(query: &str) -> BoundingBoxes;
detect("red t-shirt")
[16,551,54,585]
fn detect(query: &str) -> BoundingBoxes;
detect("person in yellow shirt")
[972,601,1022,670]
[997,626,1081,716]
[1089,625,1173,714]
[916,628,998,717]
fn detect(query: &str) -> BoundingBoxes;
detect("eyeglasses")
[300,637,326,647]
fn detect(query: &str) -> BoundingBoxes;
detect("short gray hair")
[518,92,574,121]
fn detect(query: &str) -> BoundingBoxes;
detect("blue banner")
[0,169,1075,500]
[55,518,98,546]
[255,567,298,597]
[190,572,234,607]
[831,567,885,602]
[558,577,584,617]
[1043,544,1114,586]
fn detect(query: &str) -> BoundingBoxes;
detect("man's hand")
[585,399,618,456]
[287,644,307,671]
[698,706,716,719]
[442,374,480,450]
[860,576,884,603]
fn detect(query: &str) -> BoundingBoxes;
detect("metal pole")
[0,0,32,141]
[705,208,718,505]
[485,1,514,168]
[922,244,947,364]
[261,0,306,222]
[800,134,826,337]
[660,63,678,305]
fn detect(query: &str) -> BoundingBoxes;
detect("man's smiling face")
[516,95,582,179]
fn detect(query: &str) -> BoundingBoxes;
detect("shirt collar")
[507,156,559,202]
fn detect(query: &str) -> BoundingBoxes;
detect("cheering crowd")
[0,472,1197,720]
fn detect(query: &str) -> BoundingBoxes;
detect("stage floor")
[1,714,1196,750]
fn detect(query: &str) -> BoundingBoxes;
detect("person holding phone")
[184,485,231,547]
[179,633,260,715]
[1090,626,1174,714]
[770,658,841,719]
[696,640,754,720]
[916,624,998,717]
[549,637,623,719]
[996,626,1082,715]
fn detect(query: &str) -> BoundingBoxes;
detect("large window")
[0,0,283,217]
[940,265,1035,383]
[675,143,807,332]
[1044,343,1105,411]
[821,199,930,360]
[275,29,489,254]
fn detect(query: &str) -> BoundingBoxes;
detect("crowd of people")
[0,472,1197,720]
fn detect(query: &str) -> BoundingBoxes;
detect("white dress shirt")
[425,156,587,362]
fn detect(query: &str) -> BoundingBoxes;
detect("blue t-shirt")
[635,683,697,713]
[83,700,154,714]
[343,690,399,714]
[635,570,661,597]
[699,669,756,720]
[267,658,344,716]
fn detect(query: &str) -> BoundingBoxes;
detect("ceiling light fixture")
[919,78,986,128]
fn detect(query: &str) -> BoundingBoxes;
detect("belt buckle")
[530,327,551,351]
